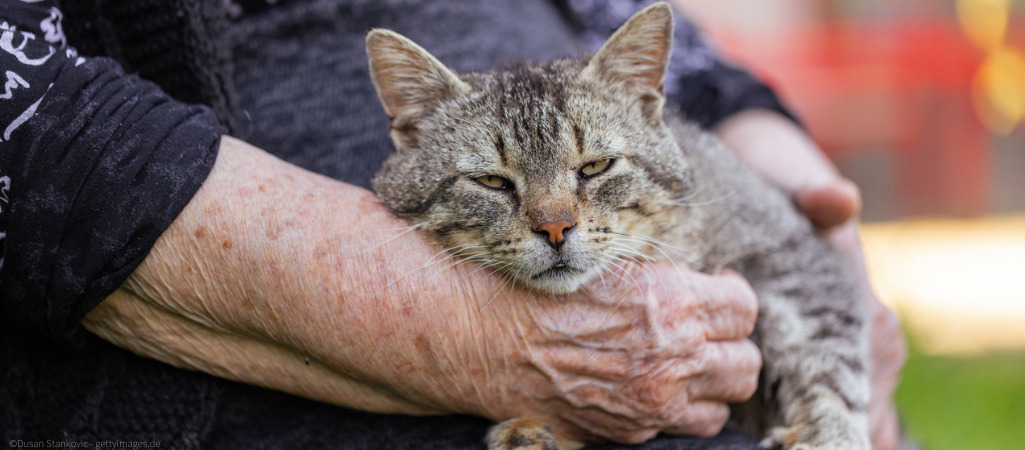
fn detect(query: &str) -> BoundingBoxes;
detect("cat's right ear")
[366,30,469,151]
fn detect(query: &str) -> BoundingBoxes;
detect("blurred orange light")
[972,48,1025,135]
[957,0,1010,51]
[958,0,1025,134]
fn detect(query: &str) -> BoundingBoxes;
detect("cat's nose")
[534,221,575,248]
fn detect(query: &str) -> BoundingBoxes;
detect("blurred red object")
[714,18,1006,217]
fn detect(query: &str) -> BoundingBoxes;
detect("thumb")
[715,110,862,230]
[795,178,862,230]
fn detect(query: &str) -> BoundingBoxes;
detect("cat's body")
[366,3,870,449]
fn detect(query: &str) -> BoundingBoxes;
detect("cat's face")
[369,3,690,293]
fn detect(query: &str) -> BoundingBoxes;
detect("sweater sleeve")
[553,0,801,129]
[0,1,223,344]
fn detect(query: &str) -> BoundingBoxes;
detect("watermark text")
[9,440,161,449]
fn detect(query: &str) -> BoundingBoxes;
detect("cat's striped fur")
[367,3,870,449]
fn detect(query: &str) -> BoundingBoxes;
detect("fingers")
[663,400,732,437]
[686,339,762,403]
[518,262,764,444]
[608,263,758,341]
[692,269,760,341]
[869,399,901,450]
[868,297,907,450]
[715,109,862,231]
[662,341,760,438]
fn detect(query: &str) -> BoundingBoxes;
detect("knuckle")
[652,403,680,426]
[627,370,677,410]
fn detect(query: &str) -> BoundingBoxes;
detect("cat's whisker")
[423,244,486,269]
[615,252,658,291]
[606,242,655,264]
[667,196,731,208]
[592,258,648,330]
[608,253,645,275]
[610,230,691,255]
[599,259,630,284]
[612,232,700,268]
[604,257,643,294]
[480,273,515,312]
[665,182,716,205]
[670,183,710,203]
[607,238,668,272]
[615,234,695,286]
[667,190,736,208]
[468,259,515,277]
[426,250,497,281]
[373,244,488,296]
[594,266,610,296]
[354,223,423,254]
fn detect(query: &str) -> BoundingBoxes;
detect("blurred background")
[672,0,1025,447]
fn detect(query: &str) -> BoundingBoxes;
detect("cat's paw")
[758,425,870,450]
[486,417,568,450]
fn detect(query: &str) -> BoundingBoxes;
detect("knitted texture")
[61,0,241,133]
[0,328,220,450]
[226,0,581,189]
[1,1,774,448]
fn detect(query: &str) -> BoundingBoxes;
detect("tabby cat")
[366,3,870,449]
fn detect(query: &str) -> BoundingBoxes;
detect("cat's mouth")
[531,262,582,280]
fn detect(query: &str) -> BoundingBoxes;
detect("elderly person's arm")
[2,1,763,443]
[84,135,763,443]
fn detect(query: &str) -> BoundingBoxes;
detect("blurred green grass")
[896,336,1025,450]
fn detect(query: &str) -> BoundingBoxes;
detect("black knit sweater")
[1,0,792,448]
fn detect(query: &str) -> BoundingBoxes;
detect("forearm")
[84,136,495,415]
[82,135,766,443]
[715,110,838,192]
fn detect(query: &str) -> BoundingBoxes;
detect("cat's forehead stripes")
[489,60,570,115]
[495,134,509,166]
[573,125,585,155]
[478,61,581,177]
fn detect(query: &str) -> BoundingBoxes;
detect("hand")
[484,264,762,443]
[716,109,907,450]
[84,136,762,444]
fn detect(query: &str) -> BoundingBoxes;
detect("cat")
[366,3,871,449]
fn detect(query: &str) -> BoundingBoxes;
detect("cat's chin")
[517,268,591,295]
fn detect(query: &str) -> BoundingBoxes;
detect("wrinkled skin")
[85,136,762,444]
[84,110,905,446]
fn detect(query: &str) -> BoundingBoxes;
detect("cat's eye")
[474,175,513,190]
[580,158,614,178]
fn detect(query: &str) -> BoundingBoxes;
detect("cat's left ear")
[366,29,470,150]
[580,2,674,122]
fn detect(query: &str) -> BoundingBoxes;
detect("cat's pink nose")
[534,221,575,247]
